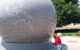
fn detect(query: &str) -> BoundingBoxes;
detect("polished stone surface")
[0,0,56,42]
[1,42,56,50]
[0,41,67,50]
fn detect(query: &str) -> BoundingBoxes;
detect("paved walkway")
[51,36,80,50]
[0,36,80,50]
[61,36,80,50]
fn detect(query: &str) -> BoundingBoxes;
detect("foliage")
[54,32,80,37]
[52,0,80,27]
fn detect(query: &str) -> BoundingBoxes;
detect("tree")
[65,0,78,4]
[52,0,80,27]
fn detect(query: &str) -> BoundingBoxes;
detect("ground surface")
[0,36,80,50]
[61,36,80,50]
[51,36,80,50]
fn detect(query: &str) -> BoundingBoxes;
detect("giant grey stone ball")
[0,0,56,43]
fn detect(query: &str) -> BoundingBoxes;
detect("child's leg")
[57,45,62,50]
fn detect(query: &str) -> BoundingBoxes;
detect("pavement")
[51,36,80,50]
[0,37,6,50]
[0,36,80,50]
[61,36,80,50]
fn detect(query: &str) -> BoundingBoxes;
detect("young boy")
[53,33,62,50]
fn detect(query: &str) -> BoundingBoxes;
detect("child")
[53,33,62,50]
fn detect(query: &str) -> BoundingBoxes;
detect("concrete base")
[0,41,67,50]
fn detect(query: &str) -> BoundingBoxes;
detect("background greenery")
[54,32,80,37]
[52,0,80,27]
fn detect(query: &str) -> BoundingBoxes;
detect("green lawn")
[54,32,80,37]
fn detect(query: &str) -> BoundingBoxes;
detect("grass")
[54,32,80,37]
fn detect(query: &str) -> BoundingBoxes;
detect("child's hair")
[57,32,62,37]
